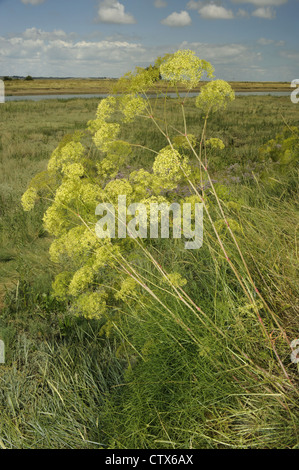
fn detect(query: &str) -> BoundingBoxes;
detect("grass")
[0,94,298,448]
[3,78,292,96]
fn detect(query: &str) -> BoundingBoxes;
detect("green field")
[3,78,292,96]
[0,94,298,449]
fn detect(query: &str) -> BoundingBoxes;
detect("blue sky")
[0,0,298,80]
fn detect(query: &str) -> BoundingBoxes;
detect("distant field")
[3,78,292,96]
[4,78,118,96]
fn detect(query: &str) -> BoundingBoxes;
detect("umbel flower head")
[96,96,117,121]
[153,147,191,189]
[119,94,147,123]
[75,291,108,320]
[160,49,214,89]
[48,141,85,174]
[206,138,225,150]
[21,186,38,212]
[196,79,235,114]
[93,122,120,152]
[166,272,187,288]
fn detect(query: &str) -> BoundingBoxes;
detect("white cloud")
[198,4,234,19]
[232,0,287,5]
[257,37,274,45]
[237,8,250,16]
[161,11,192,26]
[97,0,136,24]
[177,40,281,79]
[154,0,167,7]
[21,0,45,4]
[22,27,67,40]
[257,37,285,46]
[252,6,276,18]
[187,1,236,20]
[180,40,251,63]
[0,29,148,77]
[280,50,299,61]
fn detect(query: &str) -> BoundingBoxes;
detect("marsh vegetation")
[0,93,298,449]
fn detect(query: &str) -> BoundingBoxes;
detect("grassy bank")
[3,78,292,96]
[0,95,298,448]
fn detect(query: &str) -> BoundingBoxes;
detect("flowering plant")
[22,49,238,322]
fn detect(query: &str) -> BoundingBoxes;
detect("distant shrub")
[24,75,34,81]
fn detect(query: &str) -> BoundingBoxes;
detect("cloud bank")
[96,0,136,24]
[161,11,192,26]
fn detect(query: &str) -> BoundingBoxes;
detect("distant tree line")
[1,75,34,81]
